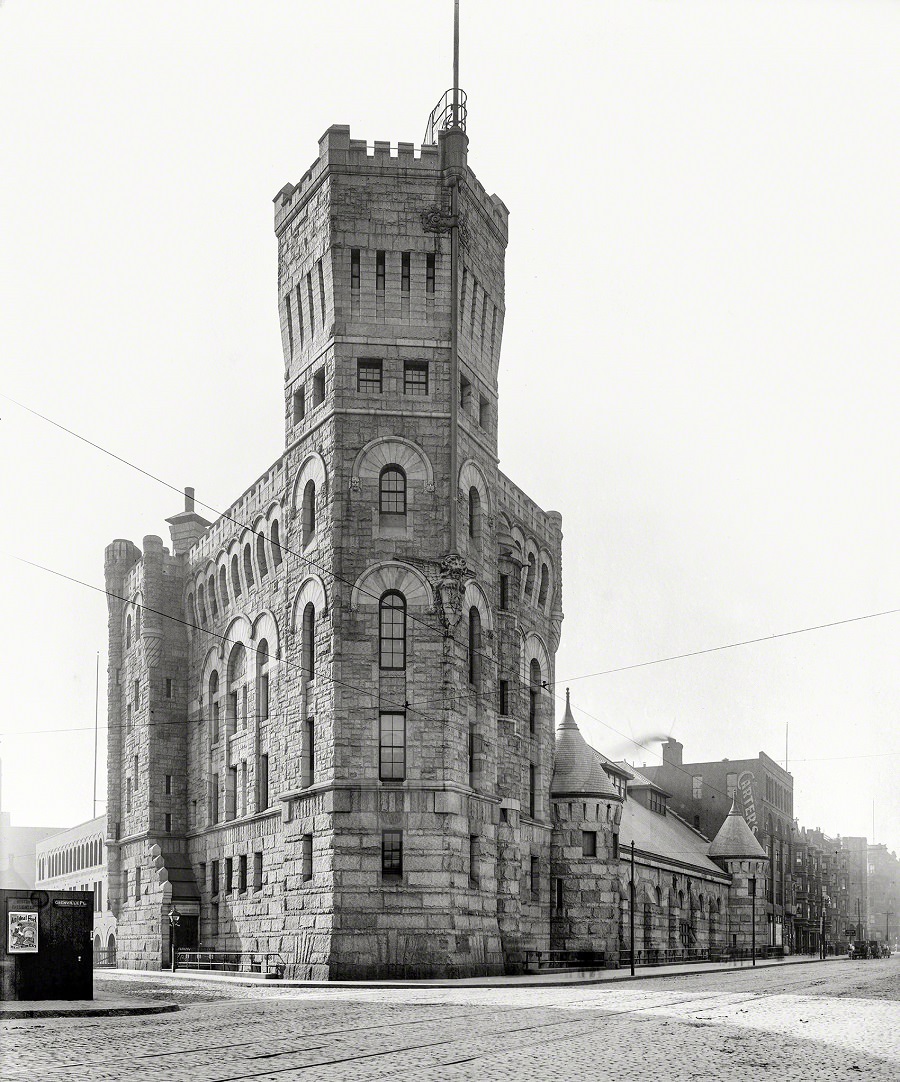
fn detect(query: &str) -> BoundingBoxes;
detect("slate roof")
[618,800,729,879]
[708,797,768,860]
[617,762,670,796]
[550,691,623,800]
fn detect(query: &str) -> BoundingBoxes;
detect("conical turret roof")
[708,796,768,860]
[550,690,622,800]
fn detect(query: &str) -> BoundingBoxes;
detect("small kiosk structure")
[1,887,93,1000]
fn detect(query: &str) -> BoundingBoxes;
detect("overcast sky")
[1,0,898,855]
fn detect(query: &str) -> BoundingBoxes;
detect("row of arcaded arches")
[40,835,104,880]
[497,512,555,615]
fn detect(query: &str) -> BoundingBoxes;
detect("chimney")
[165,484,212,556]
[662,738,683,768]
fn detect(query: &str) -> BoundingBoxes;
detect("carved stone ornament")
[436,553,472,633]
[348,476,361,493]
[424,479,436,493]
[421,206,469,249]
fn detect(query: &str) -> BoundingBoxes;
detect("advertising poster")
[8,910,39,953]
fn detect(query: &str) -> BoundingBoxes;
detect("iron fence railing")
[93,948,117,968]
[174,950,285,978]
[524,949,607,971]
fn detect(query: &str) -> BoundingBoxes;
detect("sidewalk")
[0,991,179,1020]
[95,953,841,992]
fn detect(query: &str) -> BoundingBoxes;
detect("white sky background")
[1,0,898,854]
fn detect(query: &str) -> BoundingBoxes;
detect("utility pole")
[630,841,636,977]
[92,651,99,818]
[751,876,756,966]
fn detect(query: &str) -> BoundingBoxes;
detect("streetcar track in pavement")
[9,971,869,1079]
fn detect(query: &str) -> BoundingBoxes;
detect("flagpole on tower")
[452,1,460,126]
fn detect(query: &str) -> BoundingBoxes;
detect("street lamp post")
[630,841,636,977]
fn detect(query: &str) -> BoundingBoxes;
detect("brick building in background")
[34,814,118,959]
[867,843,899,947]
[643,739,795,951]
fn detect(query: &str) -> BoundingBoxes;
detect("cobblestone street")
[1,959,898,1080]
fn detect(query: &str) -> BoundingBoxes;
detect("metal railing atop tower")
[423,87,468,145]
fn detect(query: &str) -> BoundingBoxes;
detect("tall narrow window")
[125,613,132,648]
[134,866,141,900]
[350,248,360,291]
[271,520,282,567]
[253,851,263,892]
[499,679,509,716]
[376,250,386,292]
[256,640,269,721]
[225,857,233,893]
[165,774,172,796]
[382,830,402,879]
[470,278,479,330]
[468,606,482,685]
[379,465,406,516]
[295,281,304,346]
[293,386,306,423]
[307,271,315,333]
[692,775,703,799]
[582,831,597,858]
[469,835,479,885]
[313,368,325,406]
[530,855,539,901]
[499,573,509,609]
[478,394,489,429]
[284,294,294,357]
[528,763,536,818]
[227,765,237,820]
[529,659,541,735]
[231,554,242,598]
[317,259,326,325]
[211,860,220,896]
[197,583,207,627]
[379,711,406,780]
[302,834,313,881]
[164,813,172,833]
[209,671,220,743]
[239,854,247,893]
[538,563,550,607]
[302,480,316,545]
[401,251,410,292]
[305,718,315,784]
[357,359,382,393]
[259,753,269,810]
[256,534,269,579]
[426,253,435,294]
[379,591,406,670]
[404,361,428,395]
[243,544,255,588]
[468,487,481,540]
[227,643,246,738]
[218,567,229,609]
[302,603,315,680]
[525,552,536,598]
[555,878,564,910]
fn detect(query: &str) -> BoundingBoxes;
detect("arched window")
[208,671,220,742]
[468,486,481,540]
[256,533,269,579]
[208,575,218,619]
[218,566,229,609]
[525,552,536,598]
[197,584,207,627]
[271,520,283,567]
[125,613,132,648]
[243,544,255,589]
[468,605,482,685]
[256,639,269,722]
[302,480,316,544]
[302,602,316,680]
[227,644,246,734]
[378,466,406,516]
[231,554,242,598]
[186,593,194,627]
[135,605,141,638]
[538,562,550,607]
[529,658,541,734]
[379,591,406,670]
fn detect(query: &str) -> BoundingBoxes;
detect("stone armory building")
[105,116,768,978]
